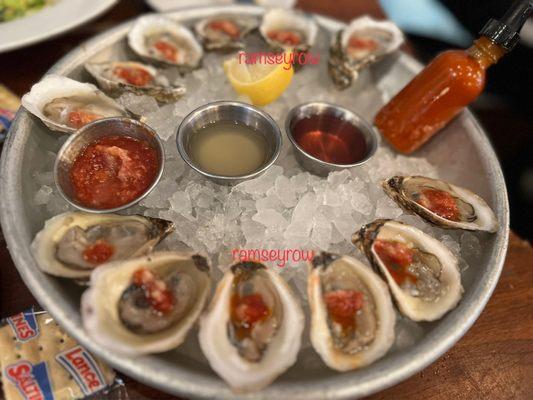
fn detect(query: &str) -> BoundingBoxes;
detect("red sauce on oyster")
[113,66,153,87]
[207,20,240,39]
[373,239,417,285]
[132,268,174,313]
[230,293,271,339]
[82,240,114,265]
[153,40,179,63]
[267,30,302,46]
[69,135,159,209]
[324,289,363,332]
[67,110,102,129]
[347,36,378,52]
[417,188,460,221]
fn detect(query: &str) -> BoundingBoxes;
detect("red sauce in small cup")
[69,135,159,209]
[292,114,368,164]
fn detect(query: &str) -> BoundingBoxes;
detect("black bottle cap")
[479,0,533,51]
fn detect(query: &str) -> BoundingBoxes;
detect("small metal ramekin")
[285,102,378,176]
[176,101,282,185]
[54,117,164,213]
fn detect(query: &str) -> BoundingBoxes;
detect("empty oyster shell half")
[31,212,174,279]
[21,74,129,134]
[85,61,186,103]
[82,252,211,355]
[308,252,395,371]
[128,15,203,70]
[353,219,463,321]
[329,16,403,89]
[383,176,499,232]
[259,8,318,53]
[195,15,258,51]
[199,261,304,393]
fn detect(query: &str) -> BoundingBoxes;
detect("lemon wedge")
[223,52,294,106]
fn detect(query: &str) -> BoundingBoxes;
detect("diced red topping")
[69,135,159,209]
[67,110,102,129]
[153,40,178,63]
[230,293,270,339]
[324,290,363,331]
[207,20,240,39]
[417,188,460,221]
[373,239,417,285]
[267,30,302,46]
[132,268,174,313]
[82,240,114,265]
[233,294,270,325]
[113,66,153,87]
[348,36,378,51]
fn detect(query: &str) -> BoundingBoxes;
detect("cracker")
[0,309,115,400]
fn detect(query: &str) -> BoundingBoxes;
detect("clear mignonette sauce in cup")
[177,101,282,185]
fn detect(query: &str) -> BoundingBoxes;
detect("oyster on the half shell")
[308,252,395,371]
[21,74,129,133]
[259,8,318,53]
[82,252,211,355]
[128,15,203,70]
[353,219,463,321]
[329,16,403,89]
[195,15,258,51]
[383,176,499,232]
[31,212,174,279]
[198,261,304,393]
[85,61,186,103]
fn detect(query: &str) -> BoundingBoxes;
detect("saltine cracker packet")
[0,308,116,400]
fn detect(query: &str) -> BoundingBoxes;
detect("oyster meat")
[195,15,257,51]
[31,212,174,279]
[21,74,129,134]
[82,252,211,355]
[353,219,463,321]
[85,61,186,103]
[128,15,203,70]
[199,261,304,393]
[329,16,403,89]
[308,252,395,371]
[383,176,499,232]
[259,8,317,53]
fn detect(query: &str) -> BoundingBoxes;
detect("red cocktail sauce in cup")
[69,135,159,210]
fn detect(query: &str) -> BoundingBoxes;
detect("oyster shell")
[198,261,304,393]
[353,219,463,321]
[195,15,257,51]
[329,16,403,89]
[128,15,203,70]
[31,212,174,279]
[259,8,318,53]
[308,252,395,371]
[82,252,211,355]
[21,74,129,134]
[85,61,186,103]
[383,176,499,232]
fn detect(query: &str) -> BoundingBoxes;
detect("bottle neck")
[467,36,507,69]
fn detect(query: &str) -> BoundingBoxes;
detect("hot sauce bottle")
[375,0,532,154]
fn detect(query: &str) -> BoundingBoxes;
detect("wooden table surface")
[1,1,532,399]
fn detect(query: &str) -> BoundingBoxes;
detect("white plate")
[146,0,234,13]
[0,0,118,53]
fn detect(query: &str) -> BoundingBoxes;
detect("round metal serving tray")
[0,5,509,400]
